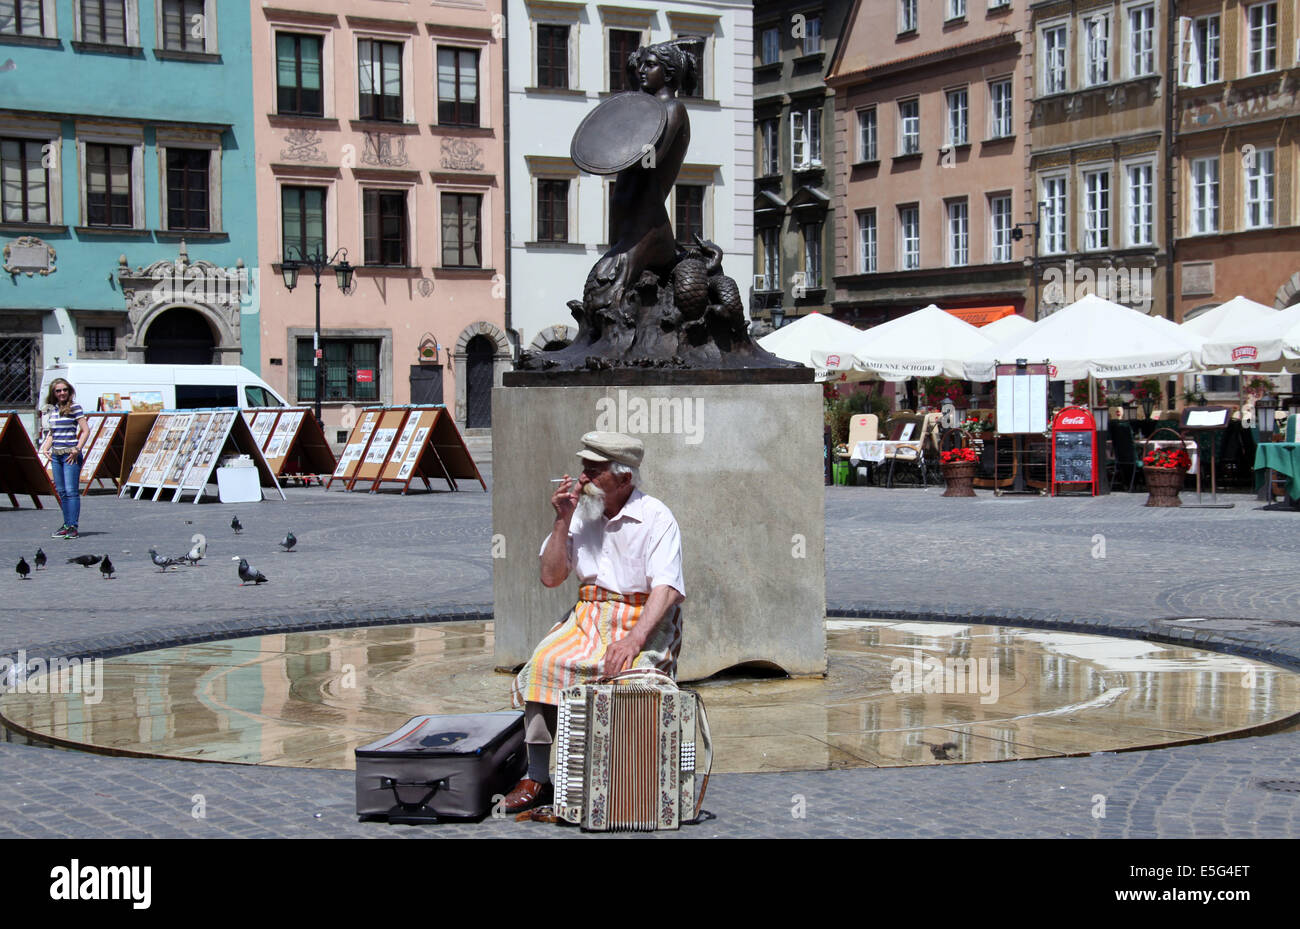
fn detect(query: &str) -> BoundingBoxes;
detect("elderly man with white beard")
[502,431,685,814]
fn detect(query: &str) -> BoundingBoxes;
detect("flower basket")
[1143,466,1187,507]
[940,447,979,497]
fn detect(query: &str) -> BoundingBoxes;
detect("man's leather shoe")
[502,777,553,814]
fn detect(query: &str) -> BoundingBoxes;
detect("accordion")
[552,669,712,831]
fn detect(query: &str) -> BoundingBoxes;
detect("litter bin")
[833,461,849,485]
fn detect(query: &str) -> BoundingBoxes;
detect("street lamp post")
[280,245,355,431]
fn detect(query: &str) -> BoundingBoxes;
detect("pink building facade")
[253,0,508,440]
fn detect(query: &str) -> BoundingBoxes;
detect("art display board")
[52,412,127,489]
[326,408,382,489]
[0,411,56,508]
[368,405,486,493]
[369,408,439,493]
[1050,407,1099,497]
[349,408,411,489]
[117,412,160,486]
[241,408,337,479]
[121,408,285,503]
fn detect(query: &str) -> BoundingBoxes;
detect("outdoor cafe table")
[1254,442,1300,502]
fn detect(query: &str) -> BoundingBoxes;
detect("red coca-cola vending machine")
[1050,406,1098,496]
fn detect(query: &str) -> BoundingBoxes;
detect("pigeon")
[278,531,297,552]
[233,556,267,586]
[178,533,207,566]
[148,547,178,572]
[16,557,30,579]
[231,515,243,534]
[67,554,102,567]
[99,556,115,580]
[34,548,46,570]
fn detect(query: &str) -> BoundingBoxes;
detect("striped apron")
[511,585,683,707]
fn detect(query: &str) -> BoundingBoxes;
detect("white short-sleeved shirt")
[539,489,685,598]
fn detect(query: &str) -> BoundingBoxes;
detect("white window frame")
[790,106,821,168]
[898,98,919,156]
[760,117,779,176]
[670,178,713,243]
[899,204,920,270]
[155,0,218,54]
[759,226,779,291]
[1246,2,1277,75]
[435,182,494,269]
[1040,20,1069,95]
[1189,156,1219,235]
[1039,172,1067,255]
[989,193,1012,263]
[760,26,780,65]
[946,87,968,146]
[1125,2,1156,78]
[1082,11,1110,87]
[857,107,877,162]
[356,30,414,123]
[0,118,63,225]
[946,198,969,267]
[1243,146,1275,229]
[947,0,966,21]
[527,163,577,244]
[899,0,917,34]
[76,125,145,230]
[1179,14,1221,86]
[155,128,222,233]
[802,13,822,55]
[989,78,1013,138]
[801,222,823,289]
[434,33,492,129]
[74,0,140,46]
[1082,166,1111,251]
[1123,158,1154,247]
[857,209,876,273]
[1,0,58,37]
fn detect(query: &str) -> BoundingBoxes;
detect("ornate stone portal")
[516,40,798,376]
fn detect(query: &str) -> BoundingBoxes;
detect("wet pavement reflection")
[2,619,1298,773]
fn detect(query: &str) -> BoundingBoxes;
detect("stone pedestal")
[491,382,827,681]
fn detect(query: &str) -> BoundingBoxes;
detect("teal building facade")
[0,0,258,428]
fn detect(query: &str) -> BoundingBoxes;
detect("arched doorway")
[144,307,216,364]
[465,334,495,428]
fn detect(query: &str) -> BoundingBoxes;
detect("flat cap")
[576,431,644,468]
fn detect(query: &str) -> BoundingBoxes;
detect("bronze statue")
[518,39,798,373]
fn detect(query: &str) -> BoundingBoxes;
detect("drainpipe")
[501,2,514,362]
[1165,0,1179,408]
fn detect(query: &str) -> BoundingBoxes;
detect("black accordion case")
[354,712,526,823]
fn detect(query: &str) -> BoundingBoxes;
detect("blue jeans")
[50,451,82,528]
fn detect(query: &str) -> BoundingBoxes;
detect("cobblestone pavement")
[2,474,1299,838]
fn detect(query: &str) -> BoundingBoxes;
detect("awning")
[944,305,1016,327]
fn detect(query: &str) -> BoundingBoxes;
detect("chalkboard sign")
[1050,406,1098,496]
[1053,431,1094,483]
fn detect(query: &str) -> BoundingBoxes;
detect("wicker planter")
[1144,467,1187,507]
[941,461,978,497]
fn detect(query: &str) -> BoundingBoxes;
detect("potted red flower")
[1143,446,1191,507]
[940,447,979,497]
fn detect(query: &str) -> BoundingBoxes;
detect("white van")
[38,362,287,416]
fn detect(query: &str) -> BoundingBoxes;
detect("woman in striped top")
[38,378,90,540]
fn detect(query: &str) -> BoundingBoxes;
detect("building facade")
[1027,0,1171,324]
[252,0,508,438]
[0,0,258,434]
[751,0,852,330]
[827,0,1030,331]
[507,0,753,352]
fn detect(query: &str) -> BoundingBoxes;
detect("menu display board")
[995,363,1050,434]
[1050,407,1098,496]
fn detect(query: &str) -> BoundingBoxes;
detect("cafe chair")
[1108,420,1144,492]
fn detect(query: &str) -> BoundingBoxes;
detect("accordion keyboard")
[553,689,587,817]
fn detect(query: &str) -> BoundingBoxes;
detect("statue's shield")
[570,92,668,175]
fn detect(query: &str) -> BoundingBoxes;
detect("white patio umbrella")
[963,294,1199,382]
[757,312,872,382]
[978,313,1035,344]
[1198,301,1300,370]
[810,304,995,381]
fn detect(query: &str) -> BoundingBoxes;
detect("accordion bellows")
[552,670,712,831]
